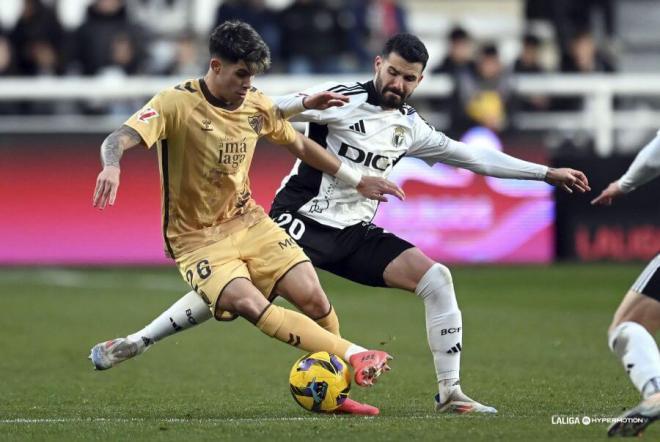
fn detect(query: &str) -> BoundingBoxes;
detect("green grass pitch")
[0,264,656,441]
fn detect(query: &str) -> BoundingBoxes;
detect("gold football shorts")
[176,217,309,320]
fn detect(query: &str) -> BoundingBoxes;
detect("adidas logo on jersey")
[348,120,366,134]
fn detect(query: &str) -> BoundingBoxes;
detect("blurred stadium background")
[0,0,658,440]
[0,0,658,265]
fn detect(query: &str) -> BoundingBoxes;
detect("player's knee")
[415,263,459,313]
[299,285,330,319]
[609,294,660,334]
[608,320,650,354]
[309,295,331,319]
[416,263,453,298]
[608,321,628,354]
[285,271,329,317]
[433,263,453,285]
[232,297,266,322]
[217,288,265,323]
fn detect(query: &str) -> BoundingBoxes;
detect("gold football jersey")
[124,78,298,258]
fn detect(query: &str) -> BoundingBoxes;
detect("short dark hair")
[209,20,270,74]
[382,33,429,70]
[449,26,470,42]
[481,43,499,58]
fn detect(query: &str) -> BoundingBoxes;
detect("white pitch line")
[0,269,186,292]
[0,415,441,424]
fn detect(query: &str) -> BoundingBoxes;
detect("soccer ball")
[289,351,351,413]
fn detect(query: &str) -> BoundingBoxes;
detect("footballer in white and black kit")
[267,70,587,414]
[271,79,548,286]
[86,33,590,415]
[592,132,660,437]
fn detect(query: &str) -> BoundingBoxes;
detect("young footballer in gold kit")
[91,21,404,415]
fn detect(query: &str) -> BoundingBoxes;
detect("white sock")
[344,344,368,362]
[127,291,212,349]
[415,263,462,402]
[608,321,660,399]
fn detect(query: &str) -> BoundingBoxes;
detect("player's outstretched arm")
[93,125,145,209]
[591,132,660,205]
[544,168,591,194]
[276,91,348,119]
[284,132,405,202]
[428,137,590,194]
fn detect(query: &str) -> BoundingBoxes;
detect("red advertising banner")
[554,154,660,261]
[1,130,555,264]
[0,141,295,265]
[374,129,554,263]
[374,158,554,263]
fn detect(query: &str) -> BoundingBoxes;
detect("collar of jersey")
[199,78,243,110]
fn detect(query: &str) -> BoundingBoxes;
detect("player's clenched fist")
[93,166,120,209]
[356,176,405,202]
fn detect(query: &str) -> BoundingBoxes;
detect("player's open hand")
[93,166,120,209]
[357,176,405,202]
[590,180,624,206]
[544,167,590,194]
[302,91,349,110]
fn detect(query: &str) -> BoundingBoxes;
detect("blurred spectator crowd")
[0,0,409,79]
[434,0,618,137]
[437,23,615,137]
[0,0,620,130]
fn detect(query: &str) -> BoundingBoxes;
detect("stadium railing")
[1,74,660,156]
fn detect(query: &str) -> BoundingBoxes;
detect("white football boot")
[89,338,148,370]
[607,392,660,437]
[434,389,498,414]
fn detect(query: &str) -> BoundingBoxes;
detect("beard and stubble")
[374,75,407,109]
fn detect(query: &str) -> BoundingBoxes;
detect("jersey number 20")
[275,213,305,240]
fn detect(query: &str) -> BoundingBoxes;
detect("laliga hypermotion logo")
[137,107,159,124]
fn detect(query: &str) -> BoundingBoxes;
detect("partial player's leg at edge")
[606,254,660,437]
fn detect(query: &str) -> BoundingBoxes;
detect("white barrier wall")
[1,74,660,155]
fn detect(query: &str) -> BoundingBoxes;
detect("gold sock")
[256,305,351,357]
[315,305,340,337]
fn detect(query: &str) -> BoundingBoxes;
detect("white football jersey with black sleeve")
[271,80,548,228]
[618,130,660,193]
